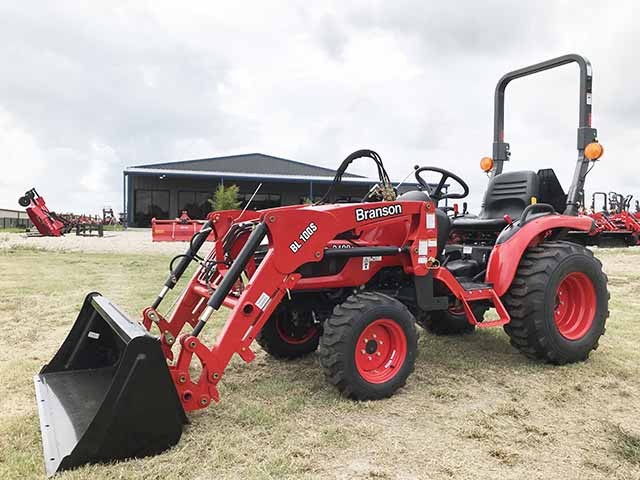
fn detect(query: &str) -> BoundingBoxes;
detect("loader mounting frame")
[143,201,513,411]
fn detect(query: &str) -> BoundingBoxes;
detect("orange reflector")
[480,157,494,172]
[584,142,604,161]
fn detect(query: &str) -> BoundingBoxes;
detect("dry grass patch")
[0,246,639,479]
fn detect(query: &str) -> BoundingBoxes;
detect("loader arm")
[145,201,439,411]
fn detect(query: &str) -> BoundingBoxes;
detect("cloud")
[0,108,47,187]
[0,0,638,214]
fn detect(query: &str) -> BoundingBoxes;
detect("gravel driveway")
[0,229,212,255]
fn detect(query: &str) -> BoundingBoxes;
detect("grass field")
[0,227,30,234]
[1,246,639,479]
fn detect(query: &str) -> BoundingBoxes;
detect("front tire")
[503,241,609,364]
[319,292,418,400]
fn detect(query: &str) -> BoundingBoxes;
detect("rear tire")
[319,292,418,400]
[503,241,609,364]
[18,195,31,207]
[417,302,488,335]
[256,305,320,359]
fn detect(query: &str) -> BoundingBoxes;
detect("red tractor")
[34,54,610,475]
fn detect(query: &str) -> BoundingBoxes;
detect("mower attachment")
[151,211,210,242]
[34,293,186,476]
[20,188,71,237]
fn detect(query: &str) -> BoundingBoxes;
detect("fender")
[486,214,595,296]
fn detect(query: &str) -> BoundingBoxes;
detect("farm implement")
[35,54,611,475]
[151,210,209,242]
[19,188,119,237]
[19,188,73,237]
[574,191,640,247]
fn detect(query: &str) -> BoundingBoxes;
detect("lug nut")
[200,398,208,406]
[368,356,372,361]
[361,349,366,354]
[178,374,187,384]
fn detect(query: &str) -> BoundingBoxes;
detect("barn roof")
[131,153,362,178]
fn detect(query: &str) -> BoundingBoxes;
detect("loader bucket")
[34,293,186,476]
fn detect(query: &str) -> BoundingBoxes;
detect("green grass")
[0,247,639,479]
[102,224,125,231]
[615,426,640,465]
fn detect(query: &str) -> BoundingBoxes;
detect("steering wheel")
[414,166,469,201]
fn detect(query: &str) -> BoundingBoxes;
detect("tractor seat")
[450,215,509,231]
[451,171,539,232]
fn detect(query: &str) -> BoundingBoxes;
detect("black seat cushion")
[451,216,508,231]
[451,171,539,232]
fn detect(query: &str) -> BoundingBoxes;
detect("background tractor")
[34,54,609,476]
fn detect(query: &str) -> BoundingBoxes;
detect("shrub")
[210,184,241,211]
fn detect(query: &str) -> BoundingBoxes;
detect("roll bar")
[492,54,598,215]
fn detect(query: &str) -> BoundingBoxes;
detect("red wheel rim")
[554,272,596,340]
[275,314,318,345]
[355,318,407,384]
[448,303,465,316]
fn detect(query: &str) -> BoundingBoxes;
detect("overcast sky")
[1,1,638,214]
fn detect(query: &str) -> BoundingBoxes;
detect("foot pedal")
[459,287,510,328]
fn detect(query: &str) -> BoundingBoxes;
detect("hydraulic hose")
[151,220,213,309]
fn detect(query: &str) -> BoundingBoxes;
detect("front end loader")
[35,54,611,475]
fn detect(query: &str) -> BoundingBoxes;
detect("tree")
[210,184,241,211]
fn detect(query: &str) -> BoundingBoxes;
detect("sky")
[1,1,639,214]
